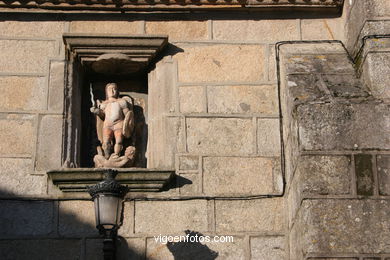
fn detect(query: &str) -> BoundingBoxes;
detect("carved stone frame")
[62,34,168,168]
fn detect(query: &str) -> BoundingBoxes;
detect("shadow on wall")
[0,188,217,260]
[0,187,148,260]
[167,230,219,260]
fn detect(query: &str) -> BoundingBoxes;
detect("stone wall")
[344,0,390,102]
[0,2,389,259]
[280,43,390,259]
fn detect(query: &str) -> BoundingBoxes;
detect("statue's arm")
[121,98,135,138]
[120,98,132,117]
[90,101,105,120]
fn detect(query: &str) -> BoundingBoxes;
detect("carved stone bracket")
[0,0,343,12]
[47,168,175,194]
[63,34,168,75]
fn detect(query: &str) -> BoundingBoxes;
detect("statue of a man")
[90,83,135,167]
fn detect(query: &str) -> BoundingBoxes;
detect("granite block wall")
[0,2,389,259]
[280,43,390,260]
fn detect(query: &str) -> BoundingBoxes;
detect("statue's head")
[105,83,119,99]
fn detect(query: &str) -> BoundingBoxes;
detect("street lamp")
[87,169,129,260]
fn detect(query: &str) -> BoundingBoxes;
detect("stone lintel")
[0,0,343,12]
[47,168,175,193]
[63,34,168,74]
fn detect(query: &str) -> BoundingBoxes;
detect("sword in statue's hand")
[90,83,96,108]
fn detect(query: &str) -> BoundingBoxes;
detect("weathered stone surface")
[207,85,278,115]
[0,21,66,38]
[286,74,329,105]
[205,235,245,260]
[292,199,390,256]
[0,200,54,238]
[146,238,174,260]
[0,76,47,111]
[213,20,299,42]
[35,116,63,170]
[149,116,187,168]
[179,155,199,171]
[146,21,208,41]
[135,200,208,233]
[289,156,352,224]
[378,155,390,196]
[280,43,346,56]
[203,156,279,195]
[176,45,265,83]
[251,236,286,260]
[355,154,374,196]
[166,117,186,165]
[146,234,245,260]
[363,52,390,100]
[215,198,285,232]
[367,0,390,17]
[0,40,56,73]
[118,202,134,237]
[257,119,281,156]
[298,155,352,196]
[322,74,368,98]
[286,73,366,106]
[268,45,277,81]
[86,238,145,260]
[298,103,390,151]
[70,21,142,34]
[0,114,35,156]
[148,58,176,115]
[48,61,65,112]
[186,118,254,155]
[0,239,81,260]
[283,133,300,184]
[0,158,46,196]
[179,173,201,195]
[345,0,366,52]
[301,19,344,41]
[147,59,181,168]
[285,54,355,74]
[362,22,390,42]
[287,177,300,226]
[179,86,205,113]
[59,200,96,237]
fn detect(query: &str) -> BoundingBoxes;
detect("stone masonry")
[0,1,389,259]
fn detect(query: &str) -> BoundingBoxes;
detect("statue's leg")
[102,128,114,159]
[114,130,123,156]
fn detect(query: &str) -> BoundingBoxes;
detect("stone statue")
[90,83,136,168]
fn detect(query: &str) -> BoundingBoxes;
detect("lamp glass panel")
[95,195,121,228]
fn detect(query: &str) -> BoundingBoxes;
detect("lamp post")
[87,169,129,260]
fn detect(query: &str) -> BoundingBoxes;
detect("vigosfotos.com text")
[154,234,234,244]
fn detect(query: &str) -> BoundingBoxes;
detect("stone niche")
[62,34,167,168]
[47,34,174,196]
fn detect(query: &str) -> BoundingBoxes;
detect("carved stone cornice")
[63,34,168,74]
[47,168,175,193]
[0,0,344,12]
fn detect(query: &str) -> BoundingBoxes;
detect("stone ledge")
[47,168,175,193]
[0,0,343,12]
[290,199,390,258]
[63,34,168,74]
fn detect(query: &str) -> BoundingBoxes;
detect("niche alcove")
[48,34,174,197]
